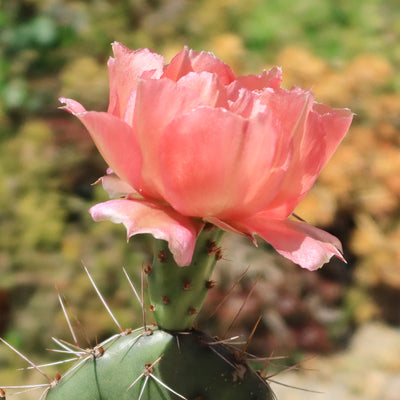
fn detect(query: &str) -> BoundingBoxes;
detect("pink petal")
[311,103,354,159]
[163,47,236,85]
[59,98,143,191]
[159,107,288,219]
[107,57,120,117]
[206,217,253,238]
[162,47,194,81]
[95,172,143,199]
[177,71,228,108]
[227,88,267,118]
[89,199,203,266]
[226,67,283,116]
[264,92,353,218]
[132,78,214,198]
[255,88,318,218]
[234,216,344,270]
[234,66,282,91]
[159,107,248,217]
[59,97,86,114]
[111,42,164,116]
[188,49,236,85]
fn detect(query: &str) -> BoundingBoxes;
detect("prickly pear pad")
[148,228,224,331]
[46,327,274,400]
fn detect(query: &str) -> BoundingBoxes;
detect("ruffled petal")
[163,47,236,85]
[162,47,193,81]
[111,42,164,116]
[159,107,248,217]
[227,88,266,118]
[255,88,316,218]
[264,94,353,218]
[295,103,353,193]
[177,71,228,108]
[226,68,283,118]
[234,216,344,270]
[90,199,203,266]
[59,97,143,191]
[160,107,287,219]
[188,49,236,85]
[233,66,282,92]
[311,103,354,161]
[132,78,212,198]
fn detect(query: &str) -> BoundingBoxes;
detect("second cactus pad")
[46,326,274,400]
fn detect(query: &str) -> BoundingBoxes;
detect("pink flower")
[60,42,353,270]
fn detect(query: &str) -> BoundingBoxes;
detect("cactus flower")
[60,42,353,270]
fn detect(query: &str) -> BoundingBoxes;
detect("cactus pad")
[46,326,274,400]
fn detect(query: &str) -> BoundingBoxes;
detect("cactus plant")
[1,43,352,399]
[147,227,224,331]
[45,326,274,400]
[44,233,275,399]
[0,254,275,400]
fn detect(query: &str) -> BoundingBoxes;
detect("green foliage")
[240,0,400,62]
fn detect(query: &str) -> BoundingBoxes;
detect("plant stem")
[147,227,224,331]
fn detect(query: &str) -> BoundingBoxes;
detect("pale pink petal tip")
[89,199,202,266]
[58,97,86,114]
[238,218,345,271]
[97,172,142,199]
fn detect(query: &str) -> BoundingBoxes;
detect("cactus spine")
[1,228,275,399]
[45,327,274,400]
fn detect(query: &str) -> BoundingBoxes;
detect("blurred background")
[1,0,400,399]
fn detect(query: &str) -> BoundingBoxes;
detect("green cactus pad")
[148,228,224,331]
[46,326,274,400]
